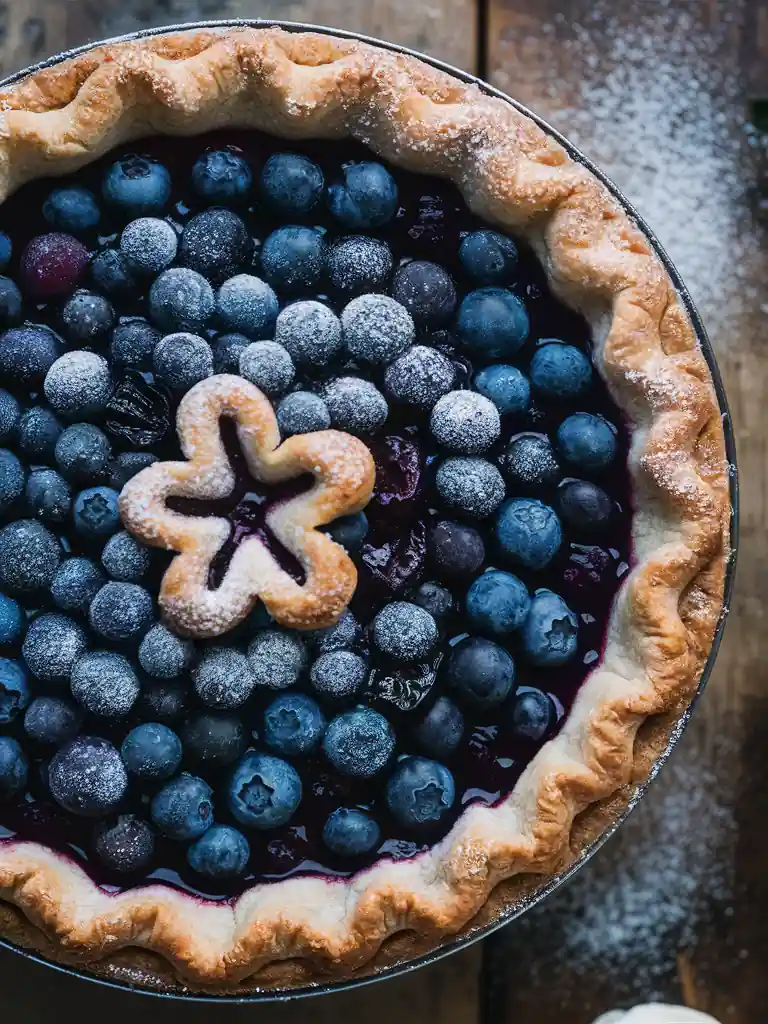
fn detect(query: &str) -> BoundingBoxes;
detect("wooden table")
[0,2,765,1021]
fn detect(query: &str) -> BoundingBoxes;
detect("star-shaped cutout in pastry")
[119,374,376,639]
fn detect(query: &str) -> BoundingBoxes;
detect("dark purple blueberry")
[90,248,138,299]
[0,389,20,444]
[60,292,116,345]
[0,276,22,328]
[436,457,506,519]
[43,186,101,233]
[322,510,368,552]
[0,519,61,595]
[104,371,172,448]
[17,406,62,462]
[445,636,516,709]
[557,479,614,533]
[497,432,562,494]
[520,589,578,667]
[179,208,251,284]
[193,149,252,203]
[327,162,398,230]
[120,217,178,275]
[341,293,414,366]
[0,449,25,514]
[322,808,380,857]
[102,155,171,216]
[149,268,215,333]
[530,342,593,401]
[0,657,30,723]
[239,341,294,396]
[411,581,455,623]
[384,344,455,409]
[23,696,82,747]
[22,612,87,683]
[88,581,153,643]
[496,498,562,571]
[217,274,278,338]
[121,723,182,780]
[557,413,618,473]
[187,824,250,880]
[181,712,247,767]
[49,737,128,817]
[260,226,326,294]
[247,629,308,690]
[310,650,368,703]
[20,234,89,300]
[0,593,24,646]
[391,261,457,326]
[50,557,105,614]
[274,300,342,368]
[138,623,194,679]
[110,319,161,369]
[363,659,439,715]
[474,364,531,417]
[430,390,500,454]
[386,756,455,829]
[212,332,250,374]
[322,708,395,778]
[361,523,427,597]
[44,351,112,419]
[372,601,438,661]
[193,648,255,710]
[93,815,155,875]
[428,520,485,578]
[459,230,518,285]
[508,687,557,742]
[55,423,111,483]
[151,773,214,841]
[71,650,140,717]
[327,235,393,297]
[139,680,189,724]
[260,152,324,217]
[415,696,464,759]
[277,391,331,436]
[227,753,301,829]
[455,287,530,360]
[101,531,152,582]
[73,486,121,539]
[0,736,28,800]
[263,693,326,757]
[465,569,531,637]
[0,324,63,386]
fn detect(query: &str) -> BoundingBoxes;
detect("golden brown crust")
[0,26,730,987]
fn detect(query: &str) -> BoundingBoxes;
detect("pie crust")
[0,26,730,988]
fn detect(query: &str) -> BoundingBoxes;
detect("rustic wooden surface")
[0,2,765,1022]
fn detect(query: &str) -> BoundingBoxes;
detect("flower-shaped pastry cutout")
[119,374,376,638]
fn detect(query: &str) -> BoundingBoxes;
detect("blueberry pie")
[0,28,730,990]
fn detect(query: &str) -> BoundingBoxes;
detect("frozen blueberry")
[61,292,116,345]
[24,696,82,747]
[415,697,464,759]
[0,520,61,595]
[149,268,215,333]
[103,155,171,215]
[263,693,326,757]
[16,406,61,463]
[51,557,105,613]
[260,153,324,216]
[89,581,153,643]
[260,226,326,294]
[411,581,455,623]
[73,486,121,539]
[322,808,380,857]
[391,261,457,326]
[430,390,501,454]
[0,389,20,444]
[110,319,161,370]
[310,650,368,703]
[520,589,578,667]
[120,217,178,275]
[474,364,531,417]
[90,248,138,299]
[384,345,455,409]
[508,686,557,742]
[459,230,518,285]
[0,736,28,800]
[496,497,562,571]
[277,391,331,436]
[44,351,112,419]
[139,680,189,724]
[49,736,128,817]
[192,149,253,203]
[138,623,194,679]
[43,186,101,233]
[307,609,362,654]
[121,723,182,781]
[0,277,22,328]
[247,629,308,690]
[55,423,111,483]
[557,479,614,533]
[327,235,393,297]
[465,569,531,637]
[239,341,294,396]
[101,531,152,582]
[445,636,516,709]
[341,293,414,366]
[151,773,214,841]
[0,232,11,271]
[108,451,158,491]
[323,708,395,778]
[530,342,593,401]
[153,332,213,393]
[194,648,255,710]
[71,651,140,717]
[456,287,529,359]
[22,612,87,683]
[372,601,438,661]
[20,234,89,300]
[211,332,250,374]
[0,449,24,513]
[180,208,251,284]
[428,520,485,578]
[274,300,342,368]
[93,815,155,875]
[436,457,505,519]
[227,752,302,829]
[216,274,279,337]
[557,413,618,473]
[386,756,455,829]
[0,658,30,723]
[497,433,562,494]
[182,712,247,767]
[324,377,388,435]
[0,593,24,645]
[322,510,368,552]
[0,324,63,386]
[187,824,250,880]
[327,162,398,229]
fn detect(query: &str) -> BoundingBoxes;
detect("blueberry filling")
[0,131,632,900]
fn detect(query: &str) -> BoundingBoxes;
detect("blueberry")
[101,531,151,582]
[44,351,112,419]
[391,261,457,326]
[120,217,178,275]
[530,342,593,401]
[263,693,326,756]
[0,232,11,271]
[274,300,342,368]
[322,808,380,857]
[247,629,308,690]
[20,234,89,301]
[121,723,182,780]
[310,650,368,703]
[49,737,128,817]
[466,569,531,637]
[327,162,398,229]
[153,331,213,392]
[324,376,388,435]
[508,686,556,742]
[103,155,171,216]
[428,519,485,578]
[227,752,302,829]
[386,756,455,829]
[372,601,438,661]
[151,773,214,841]
[277,391,331,436]
[71,650,140,717]
[0,449,25,513]
[138,623,194,679]
[192,149,253,203]
[110,319,162,369]
[139,680,189,724]
[474,364,531,417]
[327,235,393,297]
[212,332,250,374]
[0,736,28,800]
[520,589,578,667]
[260,153,324,217]
[0,593,24,645]
[149,268,215,334]
[497,433,562,494]
[216,274,279,337]
[0,658,30,723]
[496,497,562,570]
[411,581,455,622]
[384,345,455,409]
[194,648,255,710]
[24,696,82,747]
[322,510,368,552]
[22,612,87,683]
[181,712,247,767]
[557,479,614,533]
[0,277,22,328]
[459,230,518,285]
[43,186,101,233]
[436,457,506,519]
[51,557,105,613]
[61,291,116,345]
[322,708,395,778]
[456,287,529,359]
[187,824,250,880]
[260,226,326,294]
[557,413,618,473]
[341,293,415,366]
[55,423,112,483]
[0,520,61,595]
[89,581,153,643]
[0,389,20,444]
[307,609,362,654]
[180,208,251,284]
[0,324,63,386]
[93,815,155,875]
[73,486,121,539]
[415,697,464,759]
[90,248,138,299]
[430,390,501,454]
[17,406,62,462]
[446,636,516,709]
[239,341,294,397]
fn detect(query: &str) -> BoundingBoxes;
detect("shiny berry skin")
[0,277,23,328]
[455,287,529,359]
[151,773,214,841]
[260,153,324,217]
[192,150,253,203]
[90,248,138,298]
[0,449,25,514]
[0,658,30,724]
[411,581,455,623]
[557,479,614,533]
[93,815,155,875]
[120,217,178,276]
[310,651,368,703]
[474,364,531,417]
[0,389,20,444]
[415,697,465,759]
[17,406,62,462]
[263,693,326,757]
[44,350,112,418]
[187,824,250,880]
[497,433,562,494]
[180,208,251,284]
[43,186,101,233]
[21,612,87,684]
[327,162,398,230]
[386,756,455,830]
[181,712,247,767]
[55,424,111,483]
[372,601,438,662]
[216,274,279,338]
[520,589,578,667]
[88,582,153,644]
[227,752,302,830]
[20,234,89,300]
[0,325,63,386]
[322,808,380,857]
[0,519,61,595]
[23,696,82,747]
[557,413,618,473]
[73,486,121,539]
[322,708,395,778]
[327,235,393,297]
[428,519,485,578]
[70,650,140,718]
[194,648,255,710]
[149,268,215,334]
[459,230,518,285]
[530,342,593,401]
[102,155,171,216]
[110,319,161,369]
[121,723,183,781]
[0,232,11,271]
[508,687,557,742]
[138,623,193,679]
[495,497,562,571]
[445,636,516,709]
[50,557,105,614]
[465,569,531,637]
[260,226,326,294]
[277,391,331,436]
[0,593,24,646]
[153,332,213,392]
[323,510,368,552]
[49,737,128,817]
[0,736,28,800]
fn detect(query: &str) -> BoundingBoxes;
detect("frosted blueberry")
[247,629,308,690]
[276,391,331,436]
[0,390,20,443]
[324,377,388,435]
[17,406,62,463]
[239,341,295,396]
[101,531,152,582]
[70,651,140,717]
[22,613,88,684]
[110,319,162,369]
[0,449,24,513]
[216,274,279,337]
[430,390,501,453]
[44,351,112,419]
[61,292,115,344]
[149,268,215,333]
[138,623,194,679]
[88,582,153,642]
[0,520,61,594]
[23,696,82,747]
[327,235,393,297]
[435,457,506,518]
[498,432,562,494]
[193,648,255,710]
[274,300,342,368]
[384,345,455,409]
[390,260,457,326]
[55,423,111,483]
[306,609,361,653]
[93,815,155,875]
[49,737,128,817]
[212,332,250,374]
[372,601,438,661]
[0,324,63,386]
[51,558,105,613]
[120,217,178,275]
[179,208,251,284]
[153,332,213,392]
[107,451,158,491]
[310,650,368,703]
[341,294,414,365]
